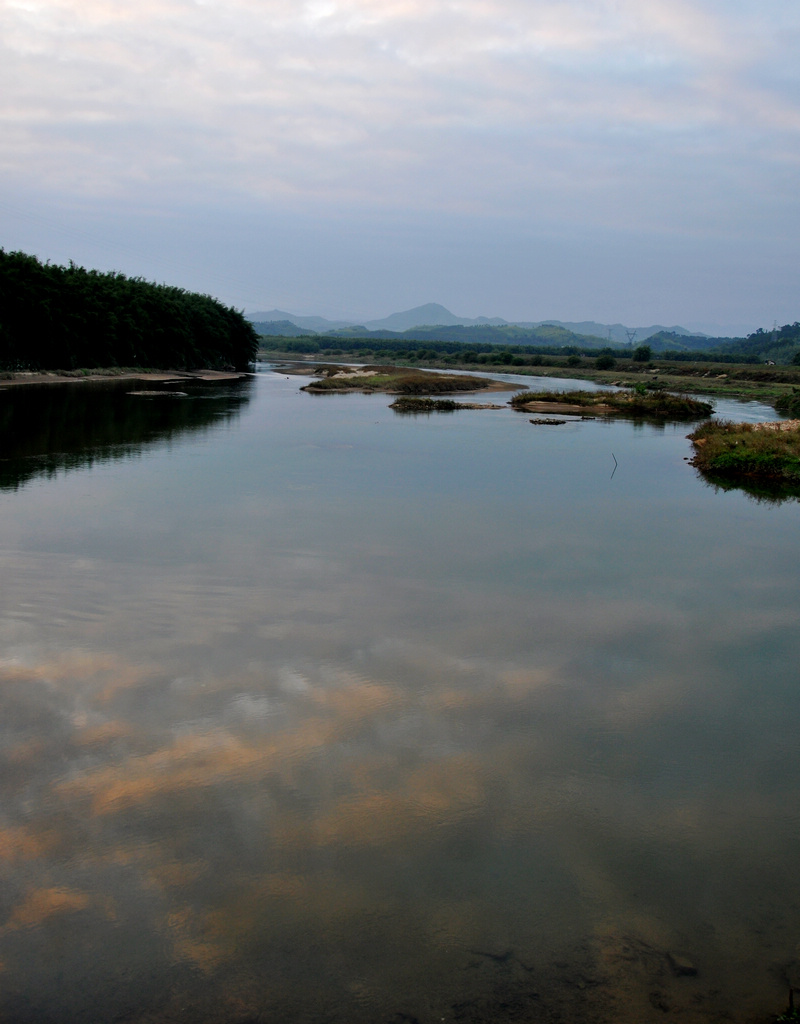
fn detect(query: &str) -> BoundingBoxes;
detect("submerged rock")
[667,953,698,977]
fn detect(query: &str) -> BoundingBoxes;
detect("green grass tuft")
[688,420,800,501]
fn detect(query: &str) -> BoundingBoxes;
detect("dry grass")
[302,365,496,395]
[510,388,713,421]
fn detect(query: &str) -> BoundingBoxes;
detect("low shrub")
[775,390,800,417]
[689,420,800,483]
[390,397,461,413]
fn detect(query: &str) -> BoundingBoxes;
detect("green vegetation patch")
[510,388,713,421]
[775,390,800,418]
[390,397,462,412]
[688,420,800,486]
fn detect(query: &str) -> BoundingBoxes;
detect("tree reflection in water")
[0,378,253,491]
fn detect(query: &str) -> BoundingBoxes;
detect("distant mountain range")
[246,303,747,344]
[247,303,508,334]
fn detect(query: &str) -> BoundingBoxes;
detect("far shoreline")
[263,350,800,410]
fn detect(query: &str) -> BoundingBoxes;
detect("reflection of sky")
[0,371,799,1022]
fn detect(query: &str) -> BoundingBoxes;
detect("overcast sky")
[2,0,798,332]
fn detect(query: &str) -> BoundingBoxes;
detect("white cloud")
[0,0,798,320]
[2,1,795,180]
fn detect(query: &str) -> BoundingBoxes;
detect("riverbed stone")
[667,953,698,977]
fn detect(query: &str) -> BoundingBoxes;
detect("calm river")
[0,366,798,1024]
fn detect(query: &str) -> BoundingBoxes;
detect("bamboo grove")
[0,250,259,372]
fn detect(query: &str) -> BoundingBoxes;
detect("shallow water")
[0,369,798,1024]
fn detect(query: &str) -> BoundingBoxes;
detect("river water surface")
[0,367,798,1024]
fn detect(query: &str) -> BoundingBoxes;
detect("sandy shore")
[751,418,800,432]
[0,369,249,387]
[516,399,614,415]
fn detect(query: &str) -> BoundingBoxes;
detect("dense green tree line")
[653,325,800,363]
[259,334,760,366]
[0,250,259,371]
[737,322,800,363]
[261,335,591,360]
[260,323,800,365]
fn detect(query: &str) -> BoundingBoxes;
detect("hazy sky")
[2,0,798,330]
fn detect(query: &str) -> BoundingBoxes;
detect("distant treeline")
[259,335,751,366]
[720,323,800,363]
[261,335,587,365]
[0,250,259,371]
[259,323,800,365]
[252,320,612,349]
[257,323,798,368]
[645,326,800,362]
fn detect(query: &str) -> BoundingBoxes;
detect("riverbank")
[264,350,800,409]
[0,368,249,387]
[516,363,800,407]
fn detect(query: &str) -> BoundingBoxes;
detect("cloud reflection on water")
[0,567,797,1022]
[1,378,799,1022]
